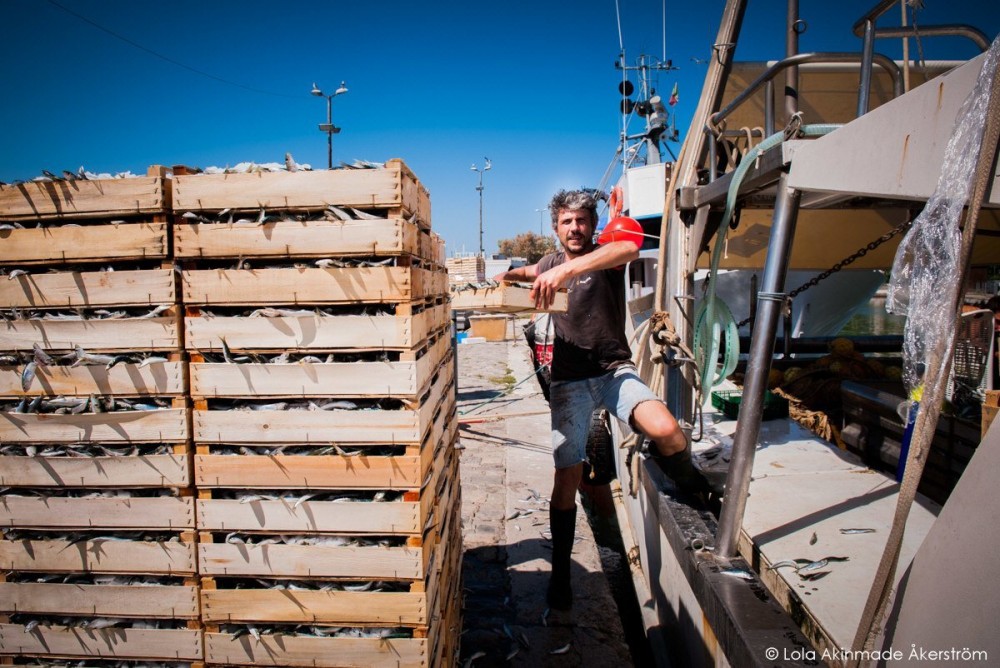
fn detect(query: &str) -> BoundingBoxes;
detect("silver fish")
[32,343,53,366]
[839,528,876,534]
[550,643,572,655]
[20,361,37,391]
[7,269,28,280]
[721,568,754,580]
[138,356,168,368]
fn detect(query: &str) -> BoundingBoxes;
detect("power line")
[45,0,303,99]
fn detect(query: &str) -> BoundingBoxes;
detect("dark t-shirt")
[537,250,633,382]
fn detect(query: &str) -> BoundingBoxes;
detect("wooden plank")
[0,361,185,397]
[0,177,167,220]
[0,222,167,264]
[181,266,436,305]
[0,495,195,530]
[0,582,199,618]
[0,269,175,309]
[0,624,202,661]
[203,633,427,667]
[172,160,429,223]
[450,282,568,313]
[185,302,449,352]
[174,218,420,259]
[200,589,426,625]
[193,361,451,444]
[0,408,188,443]
[194,454,421,490]
[0,317,180,353]
[0,454,190,488]
[197,498,420,535]
[0,539,196,575]
[190,333,448,398]
[198,542,424,580]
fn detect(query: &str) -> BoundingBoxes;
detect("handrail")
[860,25,992,52]
[708,52,903,132]
[851,0,898,36]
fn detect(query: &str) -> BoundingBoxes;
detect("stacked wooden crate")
[174,159,462,667]
[0,168,203,664]
[445,255,485,286]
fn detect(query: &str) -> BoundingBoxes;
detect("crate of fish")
[0,622,203,664]
[185,299,450,355]
[0,166,171,223]
[172,158,431,230]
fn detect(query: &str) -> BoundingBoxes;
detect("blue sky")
[2,1,997,256]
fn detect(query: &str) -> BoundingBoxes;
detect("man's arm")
[494,264,539,283]
[531,240,639,309]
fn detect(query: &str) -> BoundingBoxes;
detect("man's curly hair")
[548,189,598,229]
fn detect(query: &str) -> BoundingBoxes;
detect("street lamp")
[535,207,548,235]
[311,81,348,169]
[471,158,492,257]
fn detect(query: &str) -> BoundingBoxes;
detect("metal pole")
[716,172,801,559]
[477,172,484,257]
[858,19,876,117]
[326,96,333,170]
[785,0,799,120]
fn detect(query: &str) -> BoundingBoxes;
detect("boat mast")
[615,54,678,169]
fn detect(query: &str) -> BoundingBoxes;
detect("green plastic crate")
[711,389,789,421]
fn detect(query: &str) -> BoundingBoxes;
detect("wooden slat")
[0,582,199,618]
[0,269,175,309]
[197,498,420,535]
[0,539,196,575]
[0,624,202,661]
[0,495,195,530]
[0,408,188,443]
[181,266,440,305]
[174,218,420,259]
[0,177,167,220]
[203,633,427,667]
[0,317,180,352]
[0,361,185,397]
[194,361,451,444]
[0,221,167,264]
[195,454,421,490]
[199,542,424,579]
[172,160,429,222]
[190,334,448,398]
[185,302,449,352]
[200,589,426,625]
[450,282,568,313]
[0,454,189,488]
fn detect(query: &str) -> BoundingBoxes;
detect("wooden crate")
[175,218,429,260]
[0,495,195,530]
[0,452,189,488]
[193,359,453,444]
[203,632,428,667]
[0,268,175,309]
[0,623,203,662]
[185,300,449,353]
[0,407,189,443]
[0,220,169,265]
[450,282,568,313]
[0,169,169,222]
[171,159,430,230]
[0,316,181,353]
[190,330,450,399]
[181,265,448,306]
[193,396,456,491]
[0,581,199,619]
[0,538,197,575]
[0,360,185,398]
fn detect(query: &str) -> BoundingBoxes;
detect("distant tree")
[498,232,557,264]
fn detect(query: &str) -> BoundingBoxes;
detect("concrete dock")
[455,336,636,667]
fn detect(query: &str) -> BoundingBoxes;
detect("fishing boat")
[599,2,1000,665]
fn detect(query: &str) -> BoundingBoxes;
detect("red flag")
[668,82,679,106]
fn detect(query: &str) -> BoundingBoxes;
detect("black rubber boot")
[654,447,723,499]
[547,506,577,610]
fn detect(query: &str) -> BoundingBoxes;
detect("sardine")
[550,644,572,655]
[839,528,876,534]
[7,269,28,280]
[137,356,168,368]
[20,361,36,391]
[721,568,754,580]
[32,343,53,366]
[139,304,173,319]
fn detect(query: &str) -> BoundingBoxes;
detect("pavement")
[455,331,635,667]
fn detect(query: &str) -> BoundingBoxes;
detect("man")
[498,189,712,610]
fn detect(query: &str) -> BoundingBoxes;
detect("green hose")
[695,124,840,404]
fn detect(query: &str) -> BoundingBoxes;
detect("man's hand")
[530,263,572,310]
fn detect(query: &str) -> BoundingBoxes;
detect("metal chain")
[736,217,912,328]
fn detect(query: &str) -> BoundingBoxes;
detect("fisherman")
[497,189,715,610]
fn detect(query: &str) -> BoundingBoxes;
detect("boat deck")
[694,397,940,658]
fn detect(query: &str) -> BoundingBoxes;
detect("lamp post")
[535,207,547,235]
[311,81,348,169]
[471,158,491,257]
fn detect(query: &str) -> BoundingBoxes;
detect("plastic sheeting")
[886,35,1000,397]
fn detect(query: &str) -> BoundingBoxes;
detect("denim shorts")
[549,365,660,469]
